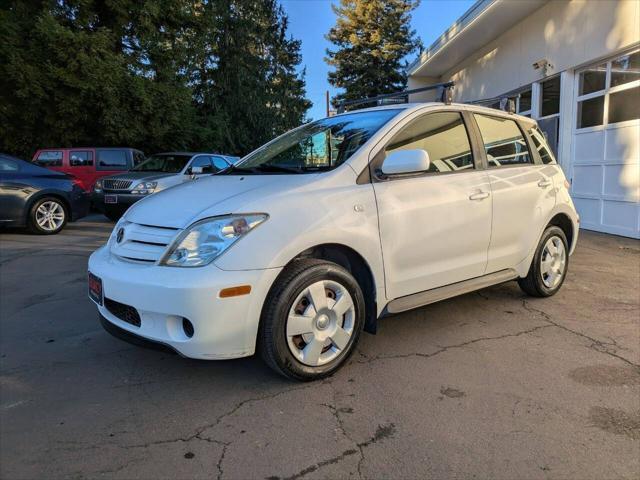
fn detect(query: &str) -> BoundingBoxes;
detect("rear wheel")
[258,259,365,381]
[28,197,67,234]
[518,226,569,297]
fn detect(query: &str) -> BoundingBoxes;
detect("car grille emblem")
[116,227,125,244]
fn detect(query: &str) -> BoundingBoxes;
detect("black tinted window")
[35,151,62,167]
[474,114,532,168]
[69,151,93,166]
[385,112,474,173]
[97,150,128,170]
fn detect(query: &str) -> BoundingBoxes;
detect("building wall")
[410,0,640,103]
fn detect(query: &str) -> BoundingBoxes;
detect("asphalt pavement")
[1,214,639,479]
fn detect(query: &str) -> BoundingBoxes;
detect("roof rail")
[336,81,455,113]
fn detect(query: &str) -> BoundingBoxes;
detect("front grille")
[110,222,179,263]
[105,298,141,327]
[103,179,133,190]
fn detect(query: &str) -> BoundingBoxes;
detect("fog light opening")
[182,318,194,338]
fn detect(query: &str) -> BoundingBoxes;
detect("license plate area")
[88,272,103,305]
[104,195,117,204]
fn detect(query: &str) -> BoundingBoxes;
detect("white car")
[88,103,579,381]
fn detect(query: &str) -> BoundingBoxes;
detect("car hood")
[104,171,178,183]
[124,174,319,229]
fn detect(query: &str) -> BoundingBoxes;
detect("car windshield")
[132,154,192,173]
[235,109,402,174]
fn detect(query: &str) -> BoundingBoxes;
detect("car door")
[471,113,556,273]
[67,150,94,191]
[0,156,28,223]
[371,110,493,300]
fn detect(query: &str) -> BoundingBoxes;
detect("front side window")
[35,151,62,167]
[0,157,19,171]
[69,151,93,167]
[133,154,193,173]
[474,114,532,168]
[97,150,128,170]
[528,126,556,164]
[384,111,474,173]
[133,151,146,166]
[190,156,214,173]
[238,109,401,174]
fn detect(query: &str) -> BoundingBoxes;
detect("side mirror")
[190,166,204,176]
[381,149,430,176]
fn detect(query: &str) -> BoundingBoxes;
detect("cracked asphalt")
[1,214,639,479]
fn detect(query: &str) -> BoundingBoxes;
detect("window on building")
[579,63,607,95]
[518,89,532,114]
[35,151,63,167]
[473,114,531,168]
[69,151,93,167]
[97,150,128,170]
[540,76,560,117]
[609,85,640,124]
[610,51,639,88]
[576,49,640,130]
[385,112,474,173]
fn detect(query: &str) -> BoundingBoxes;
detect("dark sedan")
[0,154,90,234]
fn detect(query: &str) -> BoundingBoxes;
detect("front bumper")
[88,245,282,359]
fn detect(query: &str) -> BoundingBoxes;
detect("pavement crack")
[216,443,228,480]
[522,299,640,368]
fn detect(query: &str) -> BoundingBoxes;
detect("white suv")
[88,103,579,381]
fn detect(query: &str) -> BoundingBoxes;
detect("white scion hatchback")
[88,102,579,381]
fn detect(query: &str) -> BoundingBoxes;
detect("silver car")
[93,152,239,220]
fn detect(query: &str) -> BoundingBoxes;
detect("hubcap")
[286,279,355,367]
[540,236,566,288]
[35,201,65,231]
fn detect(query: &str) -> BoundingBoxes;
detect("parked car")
[93,152,236,221]
[88,103,579,381]
[0,153,90,234]
[32,147,145,192]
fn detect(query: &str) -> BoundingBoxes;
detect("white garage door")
[571,50,640,239]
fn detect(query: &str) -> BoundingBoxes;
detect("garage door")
[571,50,640,239]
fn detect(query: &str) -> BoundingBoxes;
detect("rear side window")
[35,151,63,167]
[528,126,556,164]
[385,111,474,173]
[0,158,19,171]
[97,150,128,170]
[69,151,93,166]
[474,115,532,168]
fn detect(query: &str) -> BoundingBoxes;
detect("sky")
[281,0,476,120]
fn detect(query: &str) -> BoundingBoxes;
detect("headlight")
[94,180,103,192]
[131,182,157,194]
[160,214,268,267]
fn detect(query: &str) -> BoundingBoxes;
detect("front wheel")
[258,259,366,381]
[28,197,68,234]
[518,226,569,297]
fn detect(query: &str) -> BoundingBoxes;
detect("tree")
[0,0,310,159]
[325,0,422,108]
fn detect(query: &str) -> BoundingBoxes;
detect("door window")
[474,114,532,168]
[0,157,19,171]
[69,151,93,166]
[97,150,128,170]
[133,151,146,166]
[384,111,474,173]
[211,156,231,172]
[190,156,214,173]
[528,126,556,164]
[35,151,63,167]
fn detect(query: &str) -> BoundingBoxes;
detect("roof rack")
[336,81,455,113]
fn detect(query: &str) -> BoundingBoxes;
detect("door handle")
[538,179,552,188]
[469,191,490,201]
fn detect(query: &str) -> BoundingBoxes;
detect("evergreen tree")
[325,0,422,108]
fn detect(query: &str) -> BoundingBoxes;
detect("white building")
[408,0,639,238]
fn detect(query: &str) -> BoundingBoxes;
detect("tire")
[104,207,123,222]
[518,226,569,297]
[258,259,366,381]
[28,197,68,234]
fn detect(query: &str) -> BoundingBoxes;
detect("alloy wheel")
[36,201,65,232]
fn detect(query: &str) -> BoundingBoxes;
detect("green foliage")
[0,0,311,159]
[325,0,422,108]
